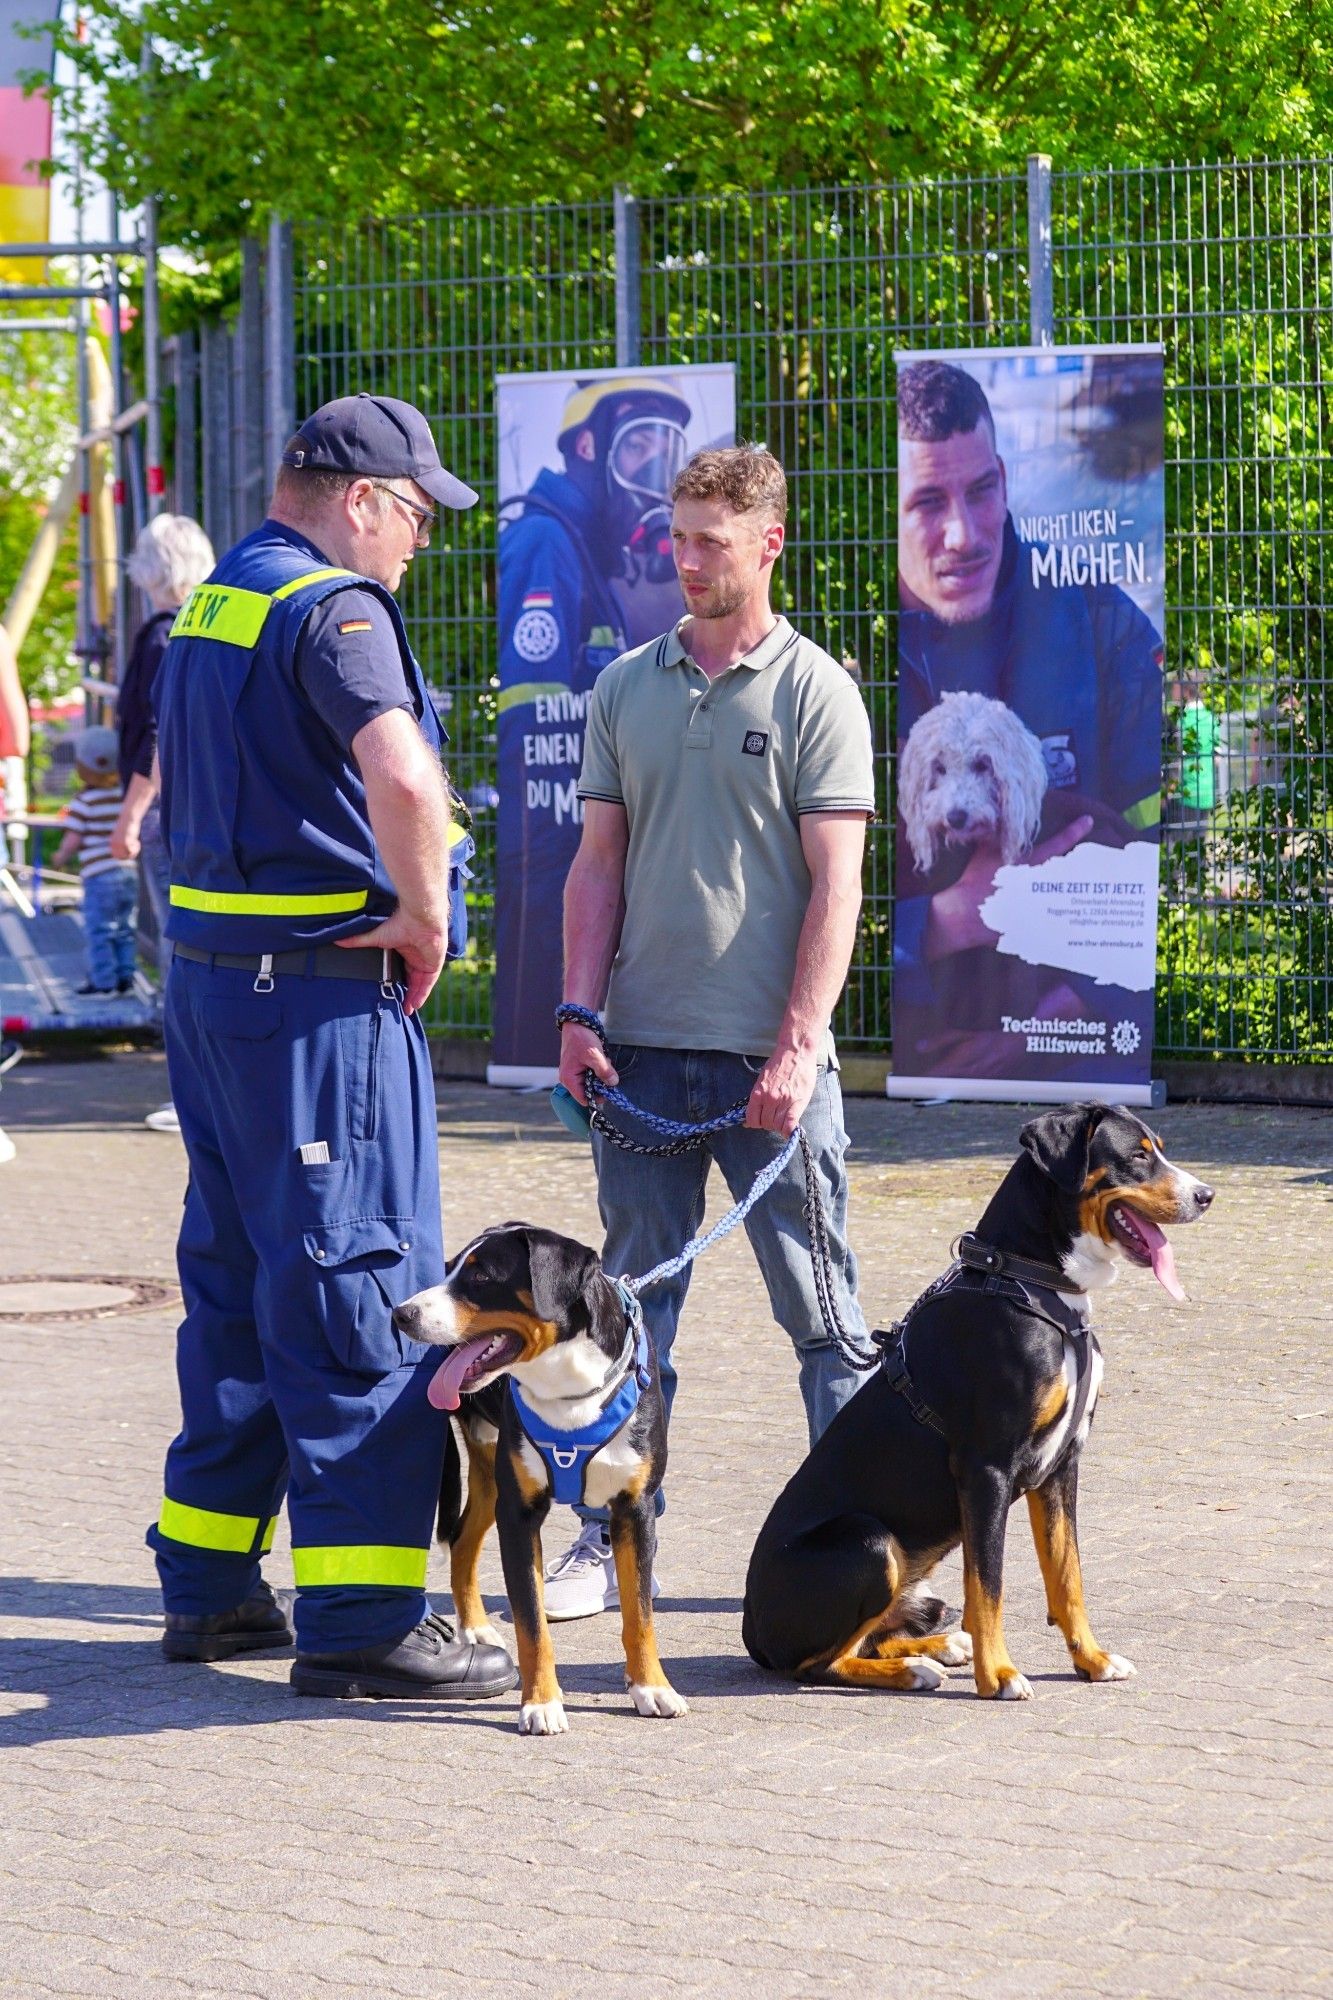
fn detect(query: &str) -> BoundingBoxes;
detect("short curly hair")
[671,444,786,527]
[897,361,996,446]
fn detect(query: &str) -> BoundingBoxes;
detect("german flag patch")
[338,618,374,635]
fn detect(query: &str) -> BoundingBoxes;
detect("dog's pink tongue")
[426,1336,493,1412]
[1135,1214,1185,1300]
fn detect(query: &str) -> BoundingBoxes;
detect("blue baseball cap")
[281,394,478,510]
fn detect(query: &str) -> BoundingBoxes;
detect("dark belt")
[172,942,404,987]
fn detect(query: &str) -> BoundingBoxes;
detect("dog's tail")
[436,1418,464,1545]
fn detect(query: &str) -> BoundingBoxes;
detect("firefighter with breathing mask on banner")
[492,376,692,1073]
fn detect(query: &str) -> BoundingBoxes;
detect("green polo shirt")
[578,616,875,1058]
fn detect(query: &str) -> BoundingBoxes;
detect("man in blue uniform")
[149,393,516,1700]
[492,377,690,1072]
[893,359,1163,1038]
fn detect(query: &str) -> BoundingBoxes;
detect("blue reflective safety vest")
[156,522,464,956]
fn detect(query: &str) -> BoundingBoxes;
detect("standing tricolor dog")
[742,1107,1214,1699]
[394,1224,685,1735]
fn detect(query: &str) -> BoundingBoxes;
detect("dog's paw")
[990,1671,1034,1701]
[901,1655,945,1691]
[462,1622,508,1651]
[628,1681,689,1718]
[937,1631,973,1666]
[518,1699,568,1735]
[1082,1651,1136,1682]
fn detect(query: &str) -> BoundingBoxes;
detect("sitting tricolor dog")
[742,1106,1214,1700]
[393,1223,686,1735]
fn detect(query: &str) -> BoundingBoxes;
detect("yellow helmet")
[557,375,692,453]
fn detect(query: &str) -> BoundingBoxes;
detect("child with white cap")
[52,724,138,996]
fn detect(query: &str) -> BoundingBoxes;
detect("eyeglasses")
[370,481,436,546]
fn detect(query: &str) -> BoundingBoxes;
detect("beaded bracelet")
[554,1002,606,1041]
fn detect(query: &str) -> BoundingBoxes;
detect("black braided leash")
[555,1004,877,1366]
[556,1003,750,1160]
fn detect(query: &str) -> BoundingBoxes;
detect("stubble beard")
[689,575,751,621]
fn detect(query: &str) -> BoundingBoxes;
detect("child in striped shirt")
[53,725,138,996]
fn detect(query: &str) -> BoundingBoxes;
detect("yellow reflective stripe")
[1123,792,1161,830]
[260,1516,278,1555]
[271,566,357,601]
[169,886,370,915]
[447,820,469,848]
[291,1545,429,1590]
[158,1496,261,1554]
[170,584,273,648]
[496,681,567,715]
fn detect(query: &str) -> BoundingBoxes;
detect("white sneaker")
[0,1126,14,1165]
[145,1102,180,1133]
[542,1518,662,1623]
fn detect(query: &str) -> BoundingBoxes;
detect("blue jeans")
[82,865,137,988]
[139,805,172,985]
[581,1045,870,1523]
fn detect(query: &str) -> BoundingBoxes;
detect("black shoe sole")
[162,1627,295,1663]
[289,1661,519,1701]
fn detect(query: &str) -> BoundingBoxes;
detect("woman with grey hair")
[111,514,216,1132]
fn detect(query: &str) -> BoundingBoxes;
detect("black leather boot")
[290,1611,518,1700]
[162,1580,295,1662]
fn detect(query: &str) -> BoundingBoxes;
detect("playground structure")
[0,170,164,1033]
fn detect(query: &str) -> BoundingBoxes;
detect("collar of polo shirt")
[663,615,794,673]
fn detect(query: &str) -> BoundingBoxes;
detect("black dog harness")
[875,1233,1094,1444]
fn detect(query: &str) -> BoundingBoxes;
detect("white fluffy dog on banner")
[899,690,1048,878]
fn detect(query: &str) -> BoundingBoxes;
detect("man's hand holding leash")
[559,1018,618,1104]
[745,1042,818,1135]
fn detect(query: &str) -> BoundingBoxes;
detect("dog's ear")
[1019,1104,1108,1192]
[524,1230,602,1329]
[990,704,1048,863]
[898,720,938,874]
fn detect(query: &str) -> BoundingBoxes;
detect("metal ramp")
[0,901,159,1033]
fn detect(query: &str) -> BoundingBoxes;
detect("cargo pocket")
[303,1214,426,1376]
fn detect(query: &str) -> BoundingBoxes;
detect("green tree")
[47,0,1333,253]
[0,310,79,703]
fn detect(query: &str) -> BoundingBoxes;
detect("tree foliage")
[48,0,1333,252]
[0,313,79,701]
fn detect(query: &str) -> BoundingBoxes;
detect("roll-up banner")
[0,3,60,278]
[889,346,1165,1106]
[488,363,736,1086]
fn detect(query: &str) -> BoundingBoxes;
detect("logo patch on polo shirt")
[742,730,769,757]
[338,619,374,635]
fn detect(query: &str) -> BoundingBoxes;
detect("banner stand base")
[884,1076,1166,1108]
[487,1064,560,1090]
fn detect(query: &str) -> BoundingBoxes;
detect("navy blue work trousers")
[147,954,448,1652]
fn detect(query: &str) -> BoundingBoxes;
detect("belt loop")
[253,953,276,995]
[380,949,396,999]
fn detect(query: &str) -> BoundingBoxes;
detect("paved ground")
[0,1050,1328,1999]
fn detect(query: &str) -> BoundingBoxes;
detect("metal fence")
[172,159,1333,1062]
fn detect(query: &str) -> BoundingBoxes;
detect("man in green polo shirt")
[553,444,877,1620]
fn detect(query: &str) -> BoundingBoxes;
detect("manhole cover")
[0,1275,180,1322]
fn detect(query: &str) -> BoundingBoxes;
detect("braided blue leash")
[594,1082,747,1141]
[623,1126,801,1295]
[555,1000,797,1295]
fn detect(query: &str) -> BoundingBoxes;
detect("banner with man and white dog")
[891,345,1166,1104]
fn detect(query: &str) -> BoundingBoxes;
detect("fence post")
[1027,154,1055,346]
[199,318,232,552]
[235,238,266,532]
[173,330,198,520]
[264,216,296,474]
[613,186,641,367]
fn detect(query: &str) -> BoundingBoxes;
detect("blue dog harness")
[508,1285,654,1506]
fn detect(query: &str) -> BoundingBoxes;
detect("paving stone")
[0,1052,1328,1996]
